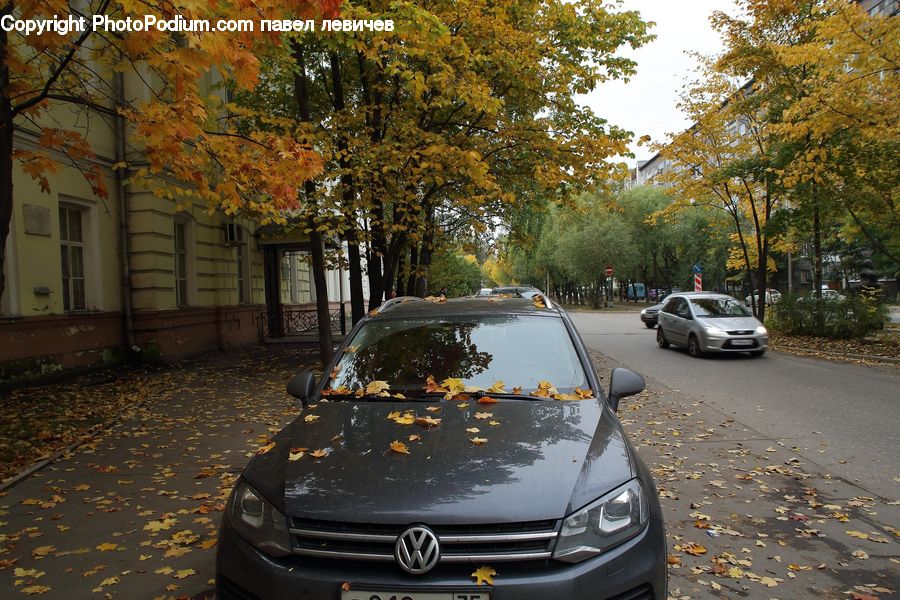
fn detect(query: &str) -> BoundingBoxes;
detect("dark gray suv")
[216,296,666,600]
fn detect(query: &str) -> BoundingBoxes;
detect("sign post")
[692,263,703,292]
[604,265,614,307]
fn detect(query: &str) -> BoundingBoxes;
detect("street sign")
[692,263,703,274]
[605,265,614,276]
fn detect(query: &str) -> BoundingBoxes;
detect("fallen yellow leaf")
[390,440,410,455]
[471,565,496,585]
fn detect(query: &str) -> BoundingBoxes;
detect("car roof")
[375,296,560,319]
[669,292,736,300]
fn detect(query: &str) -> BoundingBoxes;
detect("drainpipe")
[114,71,135,353]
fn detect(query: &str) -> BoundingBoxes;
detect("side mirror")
[607,367,645,412]
[286,371,317,407]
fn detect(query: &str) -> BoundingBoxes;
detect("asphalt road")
[570,310,900,499]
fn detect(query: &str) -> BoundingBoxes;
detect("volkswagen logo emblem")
[394,525,440,574]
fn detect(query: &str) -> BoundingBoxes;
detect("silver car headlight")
[756,325,767,335]
[553,479,648,563]
[640,309,647,315]
[228,480,292,557]
[704,325,725,336]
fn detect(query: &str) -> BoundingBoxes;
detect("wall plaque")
[23,204,52,236]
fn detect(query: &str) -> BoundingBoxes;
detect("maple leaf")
[309,449,328,459]
[532,296,546,308]
[477,396,499,404]
[475,412,493,420]
[486,380,506,393]
[457,402,470,409]
[174,569,195,579]
[95,543,118,552]
[511,386,523,394]
[389,440,410,454]
[31,545,54,557]
[392,412,416,425]
[470,437,488,445]
[574,387,594,399]
[532,381,558,398]
[303,414,320,423]
[425,406,442,412]
[408,434,421,442]
[471,565,496,585]
[144,518,177,532]
[365,380,390,395]
[155,566,174,575]
[256,441,276,455]
[466,427,480,434]
[415,416,442,428]
[288,450,306,461]
[424,375,448,394]
[21,586,51,595]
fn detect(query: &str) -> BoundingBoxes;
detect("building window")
[59,205,86,311]
[174,221,188,307]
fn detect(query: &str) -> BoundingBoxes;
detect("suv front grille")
[727,330,754,335]
[288,517,558,563]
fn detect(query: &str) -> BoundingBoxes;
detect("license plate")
[731,339,753,346]
[341,591,491,600]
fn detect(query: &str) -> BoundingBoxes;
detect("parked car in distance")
[744,288,782,306]
[477,287,492,296]
[798,289,846,303]
[217,297,667,600]
[640,303,664,328]
[657,292,768,357]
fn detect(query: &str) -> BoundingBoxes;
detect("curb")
[775,345,900,364]
[0,388,160,493]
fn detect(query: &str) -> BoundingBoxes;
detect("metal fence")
[258,304,347,338]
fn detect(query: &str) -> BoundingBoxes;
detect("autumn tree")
[0,0,337,300]
[251,0,651,319]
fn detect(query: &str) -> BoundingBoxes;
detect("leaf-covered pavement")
[1,346,319,599]
[1,345,896,599]
[589,351,899,599]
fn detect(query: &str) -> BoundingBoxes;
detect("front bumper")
[640,313,658,325]
[216,510,667,600]
[700,333,768,352]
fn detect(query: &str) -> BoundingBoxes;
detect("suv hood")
[245,399,633,525]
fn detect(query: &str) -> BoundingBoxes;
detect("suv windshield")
[328,315,589,396]
[691,298,750,318]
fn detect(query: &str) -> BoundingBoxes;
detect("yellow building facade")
[0,70,353,383]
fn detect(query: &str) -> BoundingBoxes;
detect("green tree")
[427,251,482,297]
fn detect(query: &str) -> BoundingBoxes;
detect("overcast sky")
[579,0,740,166]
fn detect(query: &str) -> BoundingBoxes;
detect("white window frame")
[59,200,100,312]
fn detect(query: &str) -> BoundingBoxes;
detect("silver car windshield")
[328,316,589,396]
[691,298,750,318]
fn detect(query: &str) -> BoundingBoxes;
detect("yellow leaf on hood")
[389,440,410,454]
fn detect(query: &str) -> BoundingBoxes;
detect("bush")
[768,291,889,338]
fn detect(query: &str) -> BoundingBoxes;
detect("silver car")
[656,292,768,357]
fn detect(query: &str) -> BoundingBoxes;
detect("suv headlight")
[227,480,292,557]
[704,325,725,336]
[756,325,767,335]
[553,479,648,563]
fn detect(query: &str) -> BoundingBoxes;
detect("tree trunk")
[347,240,365,324]
[813,188,824,333]
[293,42,333,365]
[406,244,418,296]
[328,52,365,325]
[0,21,13,303]
[415,209,435,297]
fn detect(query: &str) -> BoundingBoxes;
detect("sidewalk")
[1,346,896,599]
[591,350,898,600]
[0,346,319,599]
